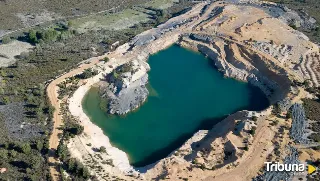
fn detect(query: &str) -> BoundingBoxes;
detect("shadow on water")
[134,115,229,170]
[205,52,270,112]
[134,96,269,170]
[247,84,270,111]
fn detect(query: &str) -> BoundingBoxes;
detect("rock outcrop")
[102,60,150,115]
[179,35,290,104]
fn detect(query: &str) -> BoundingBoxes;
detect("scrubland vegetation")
[304,97,320,145]
[266,0,320,42]
[0,111,51,180]
[57,107,90,180]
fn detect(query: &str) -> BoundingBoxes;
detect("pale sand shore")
[66,17,185,176]
[68,66,135,174]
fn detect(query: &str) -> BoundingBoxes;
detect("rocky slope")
[101,59,150,115]
[179,34,290,104]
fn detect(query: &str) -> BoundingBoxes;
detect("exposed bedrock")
[179,34,291,104]
[101,59,150,115]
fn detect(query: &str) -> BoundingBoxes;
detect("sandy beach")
[68,71,134,172]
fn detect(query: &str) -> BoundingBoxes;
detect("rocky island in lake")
[100,60,150,115]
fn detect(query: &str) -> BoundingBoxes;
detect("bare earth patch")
[0,40,33,67]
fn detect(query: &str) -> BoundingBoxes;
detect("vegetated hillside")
[303,94,320,145]
[0,0,174,34]
[0,22,146,181]
[265,0,320,43]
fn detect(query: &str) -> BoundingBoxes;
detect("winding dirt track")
[47,58,102,181]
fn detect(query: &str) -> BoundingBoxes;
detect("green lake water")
[82,45,269,167]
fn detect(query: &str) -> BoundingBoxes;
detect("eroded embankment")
[179,35,291,104]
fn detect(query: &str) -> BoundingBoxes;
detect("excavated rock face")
[102,60,150,115]
[179,35,291,104]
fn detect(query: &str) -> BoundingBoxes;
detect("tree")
[2,96,10,104]
[43,140,50,153]
[28,30,38,44]
[48,106,55,118]
[1,36,11,44]
[21,143,31,154]
[57,142,69,161]
[76,68,99,79]
[40,29,59,42]
[103,57,109,62]
[3,142,9,149]
[273,103,282,115]
[75,161,84,175]
[68,20,73,28]
[286,111,292,119]
[99,97,109,113]
[9,150,17,158]
[67,123,84,136]
[99,146,106,153]
[289,22,297,30]
[67,158,76,171]
[249,127,256,136]
[82,167,90,179]
[252,116,258,122]
[0,149,8,159]
[0,70,6,77]
[30,155,41,169]
[36,140,43,151]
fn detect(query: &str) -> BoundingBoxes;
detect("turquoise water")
[82,45,269,167]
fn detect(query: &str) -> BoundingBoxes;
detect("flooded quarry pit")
[82,45,269,167]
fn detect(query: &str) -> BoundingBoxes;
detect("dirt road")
[47,57,104,181]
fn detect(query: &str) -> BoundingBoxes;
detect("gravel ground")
[0,40,34,67]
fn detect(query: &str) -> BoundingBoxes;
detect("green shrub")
[1,36,12,44]
[99,96,109,113]
[99,146,106,153]
[252,116,258,122]
[20,143,31,154]
[249,127,256,136]
[28,30,38,44]
[57,141,69,161]
[76,68,99,79]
